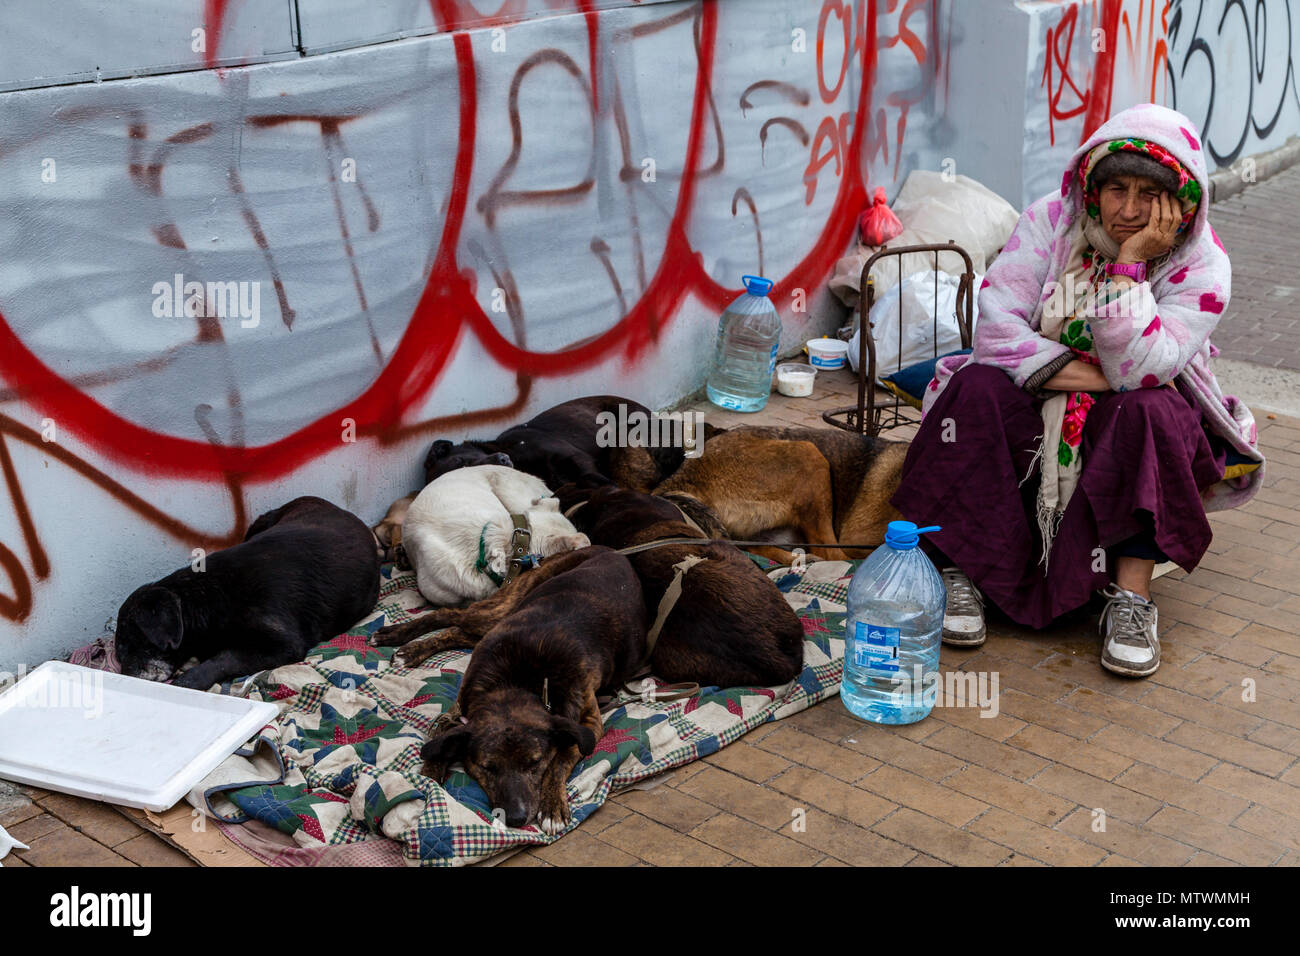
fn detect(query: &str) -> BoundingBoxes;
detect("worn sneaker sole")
[1100,652,1160,678]
[941,623,986,647]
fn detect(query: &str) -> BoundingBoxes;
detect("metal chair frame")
[822,240,976,435]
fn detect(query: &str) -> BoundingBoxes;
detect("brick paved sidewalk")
[7,174,1300,869]
[1,782,195,867]
[1200,163,1300,371]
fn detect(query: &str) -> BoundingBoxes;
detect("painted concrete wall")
[0,0,949,669]
[954,0,1300,208]
[0,0,1296,669]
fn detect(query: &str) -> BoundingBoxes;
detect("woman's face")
[1098,174,1171,245]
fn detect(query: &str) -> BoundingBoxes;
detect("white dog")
[401,465,590,606]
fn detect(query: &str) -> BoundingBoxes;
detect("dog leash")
[614,537,881,556]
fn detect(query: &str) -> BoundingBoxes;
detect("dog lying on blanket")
[423,395,718,492]
[373,546,647,833]
[654,425,909,562]
[115,496,380,690]
[376,395,723,554]
[556,484,804,688]
[402,464,589,607]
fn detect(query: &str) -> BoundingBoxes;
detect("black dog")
[115,496,380,690]
[557,484,805,688]
[373,546,646,833]
[423,395,705,492]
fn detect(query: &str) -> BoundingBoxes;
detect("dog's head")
[114,585,186,682]
[420,690,596,828]
[423,440,512,485]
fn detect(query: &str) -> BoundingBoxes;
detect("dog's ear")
[423,440,455,472]
[420,723,472,782]
[551,715,597,757]
[133,587,184,650]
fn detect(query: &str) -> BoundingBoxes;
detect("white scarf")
[1031,218,1119,568]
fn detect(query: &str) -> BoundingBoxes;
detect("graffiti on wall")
[0,0,958,662]
[1166,0,1300,165]
[1030,0,1299,188]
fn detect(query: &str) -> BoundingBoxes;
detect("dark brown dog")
[372,546,646,833]
[557,484,804,688]
[653,425,909,561]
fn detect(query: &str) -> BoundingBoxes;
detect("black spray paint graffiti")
[1167,0,1300,165]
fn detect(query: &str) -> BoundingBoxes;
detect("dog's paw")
[371,625,405,647]
[538,814,568,837]
[536,786,571,836]
[173,668,215,691]
[559,533,590,553]
[395,643,433,668]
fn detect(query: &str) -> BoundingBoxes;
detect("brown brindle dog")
[557,484,804,688]
[653,425,909,562]
[372,546,646,834]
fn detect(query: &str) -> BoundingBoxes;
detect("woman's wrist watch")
[1106,261,1147,282]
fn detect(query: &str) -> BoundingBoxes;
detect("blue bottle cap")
[884,520,941,550]
[741,275,773,297]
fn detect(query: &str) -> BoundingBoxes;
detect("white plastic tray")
[0,661,278,812]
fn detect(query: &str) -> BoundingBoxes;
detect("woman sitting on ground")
[890,103,1264,678]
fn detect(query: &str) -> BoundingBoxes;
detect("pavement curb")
[1210,136,1300,203]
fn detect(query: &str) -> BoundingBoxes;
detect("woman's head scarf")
[1077,138,1202,233]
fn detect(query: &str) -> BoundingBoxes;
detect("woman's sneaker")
[940,567,986,647]
[1099,584,1160,677]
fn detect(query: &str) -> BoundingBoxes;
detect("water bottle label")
[853,621,900,673]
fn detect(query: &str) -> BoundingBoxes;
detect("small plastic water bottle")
[706,275,781,413]
[841,521,945,725]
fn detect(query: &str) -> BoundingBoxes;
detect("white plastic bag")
[847,269,980,381]
[830,170,1019,309]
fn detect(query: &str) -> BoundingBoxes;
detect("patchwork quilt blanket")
[215,555,859,866]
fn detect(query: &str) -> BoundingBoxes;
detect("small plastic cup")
[775,362,817,397]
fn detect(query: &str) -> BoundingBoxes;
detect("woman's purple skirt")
[890,363,1225,628]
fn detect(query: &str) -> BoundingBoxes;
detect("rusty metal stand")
[822,240,976,436]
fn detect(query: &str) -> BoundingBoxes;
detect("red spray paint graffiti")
[0,1,886,624]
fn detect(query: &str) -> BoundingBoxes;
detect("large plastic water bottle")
[706,275,781,413]
[841,521,945,725]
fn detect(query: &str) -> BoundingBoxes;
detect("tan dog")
[372,492,418,564]
[653,425,909,562]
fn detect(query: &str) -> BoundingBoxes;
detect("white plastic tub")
[807,337,850,370]
[0,662,278,812]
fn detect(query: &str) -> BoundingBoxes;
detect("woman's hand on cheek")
[1118,193,1180,265]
